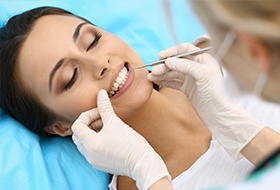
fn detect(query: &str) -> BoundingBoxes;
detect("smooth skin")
[17,15,152,135]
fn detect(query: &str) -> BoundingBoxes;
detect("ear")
[235,30,272,73]
[44,122,72,137]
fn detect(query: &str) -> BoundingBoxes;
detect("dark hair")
[0,6,92,135]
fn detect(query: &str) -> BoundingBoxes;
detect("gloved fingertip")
[165,57,191,73]
[165,57,178,65]
[72,128,98,154]
[158,50,166,59]
[146,73,153,81]
[98,89,109,100]
[71,122,92,141]
[97,89,111,107]
[72,118,88,133]
[146,73,160,83]
[97,89,114,119]
[151,64,168,75]
[151,65,159,74]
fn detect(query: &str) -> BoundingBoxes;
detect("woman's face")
[17,15,153,133]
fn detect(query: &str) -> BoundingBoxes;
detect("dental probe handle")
[131,46,212,70]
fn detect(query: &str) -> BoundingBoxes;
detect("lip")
[109,62,134,99]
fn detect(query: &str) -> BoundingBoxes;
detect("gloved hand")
[72,89,171,190]
[147,43,266,161]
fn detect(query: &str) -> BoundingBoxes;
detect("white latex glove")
[147,43,266,161]
[72,89,171,190]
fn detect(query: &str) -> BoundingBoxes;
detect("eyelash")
[64,67,78,91]
[86,32,102,52]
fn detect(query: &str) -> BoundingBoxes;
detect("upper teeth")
[109,66,128,97]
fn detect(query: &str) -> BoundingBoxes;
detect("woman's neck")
[124,87,211,178]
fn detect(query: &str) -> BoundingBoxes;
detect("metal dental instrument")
[130,46,212,70]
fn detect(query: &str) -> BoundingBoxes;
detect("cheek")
[109,36,143,63]
[70,95,97,115]
[50,88,99,123]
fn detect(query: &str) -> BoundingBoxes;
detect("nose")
[82,53,110,79]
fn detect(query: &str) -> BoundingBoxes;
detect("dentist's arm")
[147,42,274,164]
[72,89,172,190]
[241,127,280,165]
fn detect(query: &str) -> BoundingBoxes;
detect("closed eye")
[64,67,78,90]
[86,32,102,51]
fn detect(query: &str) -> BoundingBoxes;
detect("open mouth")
[108,63,130,98]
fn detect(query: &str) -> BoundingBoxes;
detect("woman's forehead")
[17,16,82,91]
[21,15,83,59]
[34,15,84,33]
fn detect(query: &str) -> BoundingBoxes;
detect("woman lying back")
[0,7,254,189]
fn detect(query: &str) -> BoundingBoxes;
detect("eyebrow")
[73,22,87,42]
[49,22,87,92]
